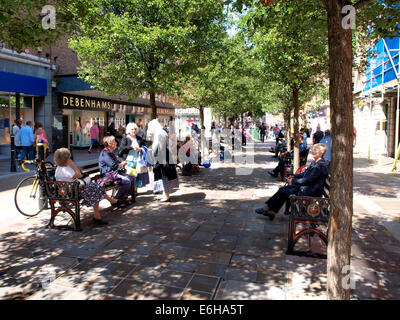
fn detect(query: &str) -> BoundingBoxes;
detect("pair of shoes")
[268,171,278,177]
[255,208,275,221]
[159,198,171,202]
[93,218,108,226]
[119,199,133,206]
[111,199,127,208]
[88,150,91,153]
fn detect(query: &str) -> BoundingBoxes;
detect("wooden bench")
[286,175,330,259]
[44,162,118,231]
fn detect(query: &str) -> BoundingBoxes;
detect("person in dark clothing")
[275,129,284,146]
[99,136,136,204]
[259,123,267,143]
[269,136,308,180]
[256,143,329,220]
[313,125,324,144]
[107,122,116,136]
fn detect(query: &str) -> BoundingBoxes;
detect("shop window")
[0,95,33,145]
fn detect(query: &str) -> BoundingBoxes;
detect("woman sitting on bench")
[268,135,308,181]
[256,143,329,221]
[54,148,120,226]
[99,136,136,205]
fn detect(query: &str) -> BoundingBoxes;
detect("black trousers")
[266,185,300,213]
[272,156,286,179]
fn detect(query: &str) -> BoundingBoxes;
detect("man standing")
[259,123,266,143]
[13,119,22,160]
[273,124,280,138]
[313,124,324,144]
[320,129,331,163]
[17,121,35,160]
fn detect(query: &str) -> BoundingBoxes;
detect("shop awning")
[0,71,47,96]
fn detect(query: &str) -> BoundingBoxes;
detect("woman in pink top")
[88,122,100,153]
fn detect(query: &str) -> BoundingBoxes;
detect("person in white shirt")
[54,148,120,226]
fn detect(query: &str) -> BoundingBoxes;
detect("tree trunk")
[150,91,157,120]
[199,105,205,130]
[293,88,300,173]
[199,105,205,159]
[284,109,291,142]
[326,0,354,300]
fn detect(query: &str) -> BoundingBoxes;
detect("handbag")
[94,171,119,188]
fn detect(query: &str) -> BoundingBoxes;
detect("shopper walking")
[259,123,267,143]
[17,121,35,160]
[88,122,100,153]
[34,122,49,157]
[13,119,22,160]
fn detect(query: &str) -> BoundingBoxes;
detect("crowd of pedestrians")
[11,119,50,161]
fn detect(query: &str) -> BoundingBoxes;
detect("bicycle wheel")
[14,176,47,217]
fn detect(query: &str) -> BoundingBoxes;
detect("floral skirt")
[80,182,106,207]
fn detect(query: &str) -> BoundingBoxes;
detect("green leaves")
[0,0,86,52]
[69,0,226,103]
[238,0,328,114]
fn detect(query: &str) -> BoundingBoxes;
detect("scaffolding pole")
[395,81,400,166]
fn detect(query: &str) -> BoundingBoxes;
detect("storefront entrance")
[0,93,34,146]
[62,109,107,147]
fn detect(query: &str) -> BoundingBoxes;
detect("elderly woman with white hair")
[119,122,145,158]
[147,119,179,202]
[118,122,149,192]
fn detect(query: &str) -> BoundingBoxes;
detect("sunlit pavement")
[0,138,399,300]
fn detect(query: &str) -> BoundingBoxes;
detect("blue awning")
[0,71,47,96]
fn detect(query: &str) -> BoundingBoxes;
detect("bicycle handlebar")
[21,160,35,172]
[20,160,55,172]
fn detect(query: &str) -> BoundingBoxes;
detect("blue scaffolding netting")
[363,37,400,92]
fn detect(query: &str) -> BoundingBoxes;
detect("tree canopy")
[0,0,86,51]
[69,0,226,119]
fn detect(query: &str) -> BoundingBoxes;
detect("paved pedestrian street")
[0,140,399,300]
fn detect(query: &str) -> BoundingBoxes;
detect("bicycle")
[14,159,56,217]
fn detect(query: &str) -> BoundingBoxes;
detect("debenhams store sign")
[60,94,114,111]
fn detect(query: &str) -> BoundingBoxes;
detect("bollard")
[10,134,16,172]
[37,142,48,209]
[69,132,74,160]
